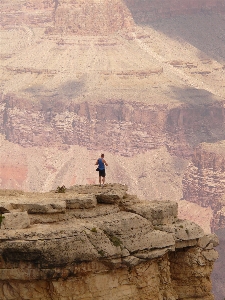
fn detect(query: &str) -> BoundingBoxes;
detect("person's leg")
[99,176,101,185]
[102,169,106,185]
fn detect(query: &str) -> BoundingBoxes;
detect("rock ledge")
[0,184,218,300]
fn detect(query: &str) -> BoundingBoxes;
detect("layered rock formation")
[51,0,134,35]
[183,142,225,231]
[0,184,219,299]
[0,0,53,28]
[1,2,225,298]
[1,0,225,29]
[1,1,225,159]
[1,95,225,157]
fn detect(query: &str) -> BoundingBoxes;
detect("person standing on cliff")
[95,154,108,187]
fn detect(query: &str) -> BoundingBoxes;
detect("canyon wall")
[1,0,225,29]
[183,142,225,231]
[0,2,225,298]
[0,184,219,299]
[0,0,53,28]
[1,95,225,158]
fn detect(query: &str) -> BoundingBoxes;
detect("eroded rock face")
[0,184,218,299]
[51,0,134,35]
[1,0,225,29]
[183,142,225,231]
[1,96,225,158]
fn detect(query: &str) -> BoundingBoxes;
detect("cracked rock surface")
[0,184,218,299]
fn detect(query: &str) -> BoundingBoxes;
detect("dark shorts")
[99,169,106,177]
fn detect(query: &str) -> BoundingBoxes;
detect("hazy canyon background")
[1,0,225,298]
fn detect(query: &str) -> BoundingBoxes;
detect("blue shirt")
[98,158,105,170]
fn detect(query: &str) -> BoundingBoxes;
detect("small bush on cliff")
[55,185,66,193]
[98,250,105,257]
[103,231,122,247]
[106,234,122,247]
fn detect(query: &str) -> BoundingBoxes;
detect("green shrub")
[55,185,66,193]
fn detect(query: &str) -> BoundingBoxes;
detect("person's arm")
[103,159,108,166]
[95,159,99,165]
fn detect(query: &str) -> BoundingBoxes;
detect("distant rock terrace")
[0,184,218,300]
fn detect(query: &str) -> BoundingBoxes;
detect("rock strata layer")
[1,96,225,158]
[183,142,225,231]
[0,184,218,299]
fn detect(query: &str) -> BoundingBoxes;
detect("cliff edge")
[0,184,218,300]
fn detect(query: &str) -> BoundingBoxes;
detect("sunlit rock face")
[51,0,135,35]
[0,184,218,299]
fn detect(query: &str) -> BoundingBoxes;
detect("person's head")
[101,153,104,158]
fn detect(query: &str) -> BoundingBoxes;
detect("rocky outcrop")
[183,142,225,231]
[0,184,218,299]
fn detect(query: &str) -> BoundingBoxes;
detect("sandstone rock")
[175,239,199,249]
[173,220,205,241]
[169,247,216,300]
[125,200,178,225]
[0,185,218,299]
[68,184,128,204]
[134,247,174,260]
[119,194,142,207]
[95,185,128,204]
[85,226,124,258]
[96,211,175,251]
[65,193,97,209]
[202,249,219,262]
[68,205,120,219]
[158,219,205,245]
[11,200,66,214]
[96,192,122,204]
[122,255,144,267]
[198,233,219,249]
[1,211,30,230]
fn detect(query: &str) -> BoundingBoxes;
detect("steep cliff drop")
[183,142,225,232]
[0,184,219,300]
[182,142,225,299]
[1,1,225,299]
[212,228,225,299]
